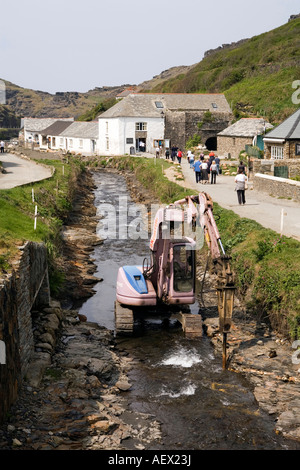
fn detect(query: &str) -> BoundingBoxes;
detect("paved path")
[0,153,53,189]
[177,158,300,241]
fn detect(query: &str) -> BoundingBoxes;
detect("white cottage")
[59,121,99,154]
[98,94,165,156]
[38,120,99,154]
[23,117,74,143]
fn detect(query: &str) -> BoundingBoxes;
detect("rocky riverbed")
[0,164,299,450]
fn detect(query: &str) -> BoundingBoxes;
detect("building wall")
[264,140,300,160]
[98,117,165,155]
[0,242,50,423]
[39,134,98,154]
[165,111,232,151]
[217,135,253,158]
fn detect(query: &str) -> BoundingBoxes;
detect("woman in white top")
[234,169,248,205]
[201,160,209,183]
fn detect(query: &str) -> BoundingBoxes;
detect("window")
[155,101,163,108]
[79,139,83,148]
[212,103,218,109]
[173,245,194,293]
[106,137,109,150]
[296,143,300,156]
[136,122,147,131]
[106,121,109,133]
[271,146,284,159]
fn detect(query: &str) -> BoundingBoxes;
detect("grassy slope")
[0,157,83,290]
[148,18,300,123]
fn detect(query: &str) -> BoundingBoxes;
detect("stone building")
[98,93,232,156]
[263,108,300,160]
[217,118,273,159]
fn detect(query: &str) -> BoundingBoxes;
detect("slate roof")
[264,108,300,140]
[40,120,73,136]
[218,118,273,137]
[99,93,232,118]
[24,117,74,132]
[59,121,98,139]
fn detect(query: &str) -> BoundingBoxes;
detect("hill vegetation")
[141,17,300,123]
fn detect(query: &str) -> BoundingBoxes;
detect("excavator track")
[114,301,134,335]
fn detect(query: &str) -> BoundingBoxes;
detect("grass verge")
[0,156,84,293]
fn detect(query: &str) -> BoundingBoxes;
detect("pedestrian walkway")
[0,153,53,189]
[177,157,300,241]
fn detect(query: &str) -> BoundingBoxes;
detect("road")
[0,153,53,189]
[170,157,300,241]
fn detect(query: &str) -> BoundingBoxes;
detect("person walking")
[210,160,217,184]
[201,159,209,184]
[238,160,246,174]
[189,151,195,168]
[0,141,4,153]
[177,149,183,164]
[235,168,248,205]
[193,157,202,183]
[171,146,178,162]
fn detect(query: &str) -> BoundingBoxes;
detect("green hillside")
[146,18,300,123]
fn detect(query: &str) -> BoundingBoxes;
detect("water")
[78,170,300,450]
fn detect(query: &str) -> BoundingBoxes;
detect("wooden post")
[34,205,37,230]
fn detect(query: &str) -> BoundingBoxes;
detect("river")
[78,170,299,450]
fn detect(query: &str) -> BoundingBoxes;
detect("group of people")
[188,151,220,185]
[165,146,183,163]
[164,146,248,205]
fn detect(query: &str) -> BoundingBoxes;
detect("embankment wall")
[0,242,50,423]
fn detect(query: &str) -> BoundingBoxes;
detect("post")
[34,205,37,230]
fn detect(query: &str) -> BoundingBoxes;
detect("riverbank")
[0,162,299,450]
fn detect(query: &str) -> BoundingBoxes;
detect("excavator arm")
[173,193,235,358]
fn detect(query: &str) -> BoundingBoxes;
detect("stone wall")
[218,135,253,159]
[165,111,232,151]
[0,242,50,423]
[253,159,300,178]
[253,173,300,202]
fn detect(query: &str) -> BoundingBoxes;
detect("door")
[274,166,288,178]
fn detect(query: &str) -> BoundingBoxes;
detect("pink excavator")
[115,193,235,354]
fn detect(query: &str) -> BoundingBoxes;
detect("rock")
[78,314,87,322]
[39,333,55,346]
[269,349,277,358]
[115,380,131,391]
[12,438,22,447]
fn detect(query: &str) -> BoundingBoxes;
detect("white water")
[158,346,202,368]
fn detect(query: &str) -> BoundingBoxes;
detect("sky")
[0,0,299,94]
